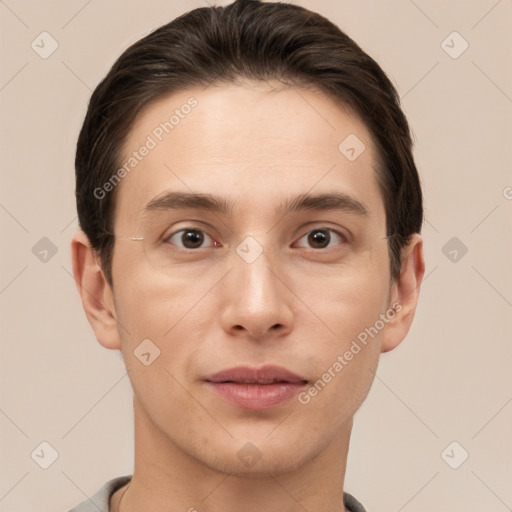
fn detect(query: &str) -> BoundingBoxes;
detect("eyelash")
[165,227,348,250]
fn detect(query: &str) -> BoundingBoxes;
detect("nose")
[220,245,294,341]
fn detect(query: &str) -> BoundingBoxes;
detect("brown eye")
[295,229,345,249]
[308,230,329,248]
[168,228,212,249]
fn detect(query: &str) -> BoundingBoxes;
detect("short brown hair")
[75,0,423,286]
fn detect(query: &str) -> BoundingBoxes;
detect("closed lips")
[204,365,308,385]
[211,378,305,384]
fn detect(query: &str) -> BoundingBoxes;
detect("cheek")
[291,259,389,409]
[112,261,224,374]
[293,244,390,337]
[112,272,213,424]
[112,236,218,330]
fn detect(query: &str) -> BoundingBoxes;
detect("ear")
[381,233,425,353]
[71,230,121,350]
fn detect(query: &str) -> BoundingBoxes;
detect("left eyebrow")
[142,191,367,217]
[279,192,368,217]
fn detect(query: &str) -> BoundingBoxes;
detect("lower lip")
[205,382,306,410]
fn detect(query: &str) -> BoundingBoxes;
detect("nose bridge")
[232,237,281,306]
[221,236,293,337]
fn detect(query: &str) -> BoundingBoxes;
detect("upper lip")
[204,365,308,384]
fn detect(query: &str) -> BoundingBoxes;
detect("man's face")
[109,81,394,474]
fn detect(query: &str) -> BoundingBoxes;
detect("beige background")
[1,0,511,510]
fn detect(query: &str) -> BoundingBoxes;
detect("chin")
[189,434,319,478]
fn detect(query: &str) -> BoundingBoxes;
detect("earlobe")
[381,233,425,353]
[71,230,121,351]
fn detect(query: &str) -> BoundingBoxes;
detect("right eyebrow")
[143,191,236,216]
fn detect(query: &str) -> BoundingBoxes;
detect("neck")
[111,395,353,512]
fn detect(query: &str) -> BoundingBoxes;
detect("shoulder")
[343,491,367,512]
[66,475,133,512]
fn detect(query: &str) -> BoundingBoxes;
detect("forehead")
[114,81,384,228]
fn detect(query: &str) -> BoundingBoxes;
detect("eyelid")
[294,221,351,242]
[165,226,219,249]
[293,227,348,249]
[159,219,217,239]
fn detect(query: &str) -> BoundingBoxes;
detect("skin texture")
[72,80,425,512]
